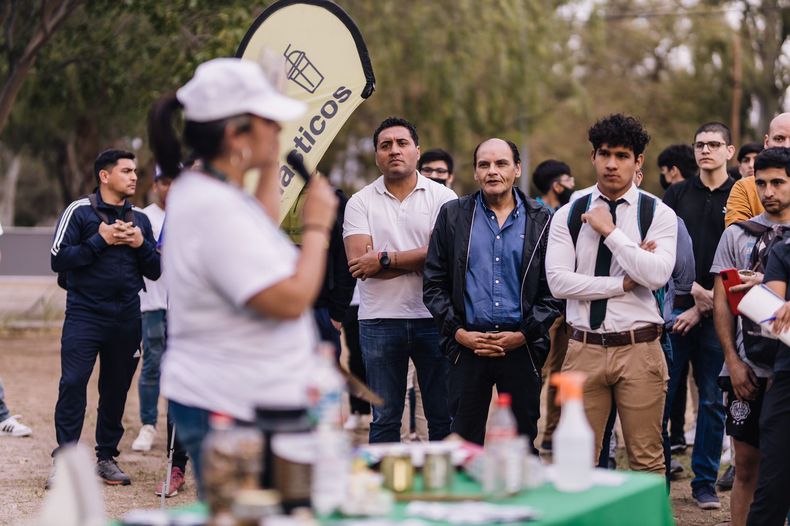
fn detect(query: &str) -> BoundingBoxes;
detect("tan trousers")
[561,337,668,474]
[542,317,569,445]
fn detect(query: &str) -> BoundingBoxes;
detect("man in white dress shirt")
[546,113,677,474]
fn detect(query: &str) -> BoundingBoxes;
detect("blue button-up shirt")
[464,191,526,330]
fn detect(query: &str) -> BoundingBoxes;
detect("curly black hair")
[588,114,650,156]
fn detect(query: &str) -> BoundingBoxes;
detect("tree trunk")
[0,152,21,226]
[0,0,83,136]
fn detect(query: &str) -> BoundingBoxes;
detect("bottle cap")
[209,412,234,429]
[496,392,512,407]
[550,372,586,404]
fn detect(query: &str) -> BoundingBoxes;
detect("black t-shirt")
[663,175,734,290]
[763,240,790,373]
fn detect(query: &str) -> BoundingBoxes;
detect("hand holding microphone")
[288,151,337,236]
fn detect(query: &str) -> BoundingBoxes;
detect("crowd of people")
[35,56,790,525]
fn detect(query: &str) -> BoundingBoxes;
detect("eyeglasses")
[693,141,725,151]
[420,167,449,175]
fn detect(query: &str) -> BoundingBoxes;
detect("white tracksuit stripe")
[51,199,90,256]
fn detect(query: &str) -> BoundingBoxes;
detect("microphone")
[286,150,311,183]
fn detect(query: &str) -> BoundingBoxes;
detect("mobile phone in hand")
[720,268,745,316]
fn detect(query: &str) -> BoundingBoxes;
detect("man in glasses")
[418,149,455,190]
[726,113,790,227]
[663,122,736,510]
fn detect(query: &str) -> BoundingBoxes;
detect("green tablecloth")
[113,471,674,525]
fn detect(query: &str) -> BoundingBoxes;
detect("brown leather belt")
[570,324,663,347]
[673,294,694,310]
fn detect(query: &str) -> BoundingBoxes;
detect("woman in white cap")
[147,57,337,492]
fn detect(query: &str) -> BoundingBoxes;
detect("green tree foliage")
[1,0,788,224]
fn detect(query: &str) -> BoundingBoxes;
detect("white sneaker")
[0,415,32,437]
[131,424,156,451]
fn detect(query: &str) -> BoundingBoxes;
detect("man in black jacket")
[49,149,161,487]
[423,138,560,446]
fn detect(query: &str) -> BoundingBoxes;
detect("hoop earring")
[230,151,241,168]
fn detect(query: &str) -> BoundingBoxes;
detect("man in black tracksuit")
[423,138,560,446]
[49,149,160,487]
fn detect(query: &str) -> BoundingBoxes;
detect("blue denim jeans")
[139,310,166,426]
[360,318,451,443]
[168,400,211,498]
[0,377,10,422]
[667,311,726,490]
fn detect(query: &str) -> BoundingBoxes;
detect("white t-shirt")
[139,203,167,312]
[343,173,456,320]
[160,171,317,421]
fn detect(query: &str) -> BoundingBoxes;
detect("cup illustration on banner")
[284,43,324,94]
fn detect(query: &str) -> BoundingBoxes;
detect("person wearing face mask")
[532,159,575,213]
[530,158,575,452]
[418,149,456,191]
[657,144,697,191]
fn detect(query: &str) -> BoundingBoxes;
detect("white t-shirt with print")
[343,173,456,320]
[161,171,317,421]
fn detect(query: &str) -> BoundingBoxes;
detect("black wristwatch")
[378,251,391,269]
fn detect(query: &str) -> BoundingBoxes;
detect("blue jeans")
[139,310,166,426]
[667,311,725,490]
[360,318,451,443]
[168,401,211,498]
[0,377,10,422]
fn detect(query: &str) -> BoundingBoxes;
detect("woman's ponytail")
[148,94,184,178]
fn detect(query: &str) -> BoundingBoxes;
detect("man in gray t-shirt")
[712,147,790,526]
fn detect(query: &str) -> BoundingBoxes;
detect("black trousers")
[54,315,140,460]
[344,305,370,415]
[166,413,189,472]
[449,346,541,448]
[747,371,790,526]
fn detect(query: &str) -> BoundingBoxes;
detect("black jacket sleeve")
[51,205,108,272]
[134,213,161,281]
[423,203,464,340]
[518,216,562,365]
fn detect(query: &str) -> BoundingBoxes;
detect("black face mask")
[557,185,574,205]
[659,173,670,190]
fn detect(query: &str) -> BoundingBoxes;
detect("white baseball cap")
[176,57,306,123]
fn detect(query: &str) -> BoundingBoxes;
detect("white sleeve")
[606,202,677,290]
[546,205,627,300]
[199,201,296,309]
[343,193,370,238]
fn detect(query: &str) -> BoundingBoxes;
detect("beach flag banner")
[237,0,375,222]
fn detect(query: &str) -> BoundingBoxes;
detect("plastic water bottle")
[310,344,350,516]
[484,393,524,498]
[551,372,594,492]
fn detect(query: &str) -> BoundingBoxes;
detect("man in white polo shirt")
[344,117,457,443]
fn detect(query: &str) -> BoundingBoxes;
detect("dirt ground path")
[0,330,730,526]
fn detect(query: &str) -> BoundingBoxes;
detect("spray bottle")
[550,372,593,492]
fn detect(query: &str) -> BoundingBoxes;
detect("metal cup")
[381,453,414,493]
[423,451,454,491]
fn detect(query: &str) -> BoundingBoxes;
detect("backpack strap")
[733,220,773,272]
[86,193,110,224]
[568,193,592,247]
[637,193,656,242]
[86,193,134,224]
[732,219,771,237]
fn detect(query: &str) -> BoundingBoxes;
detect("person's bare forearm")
[389,247,428,272]
[713,278,740,367]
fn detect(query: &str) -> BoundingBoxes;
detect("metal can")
[423,451,454,491]
[381,452,414,493]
